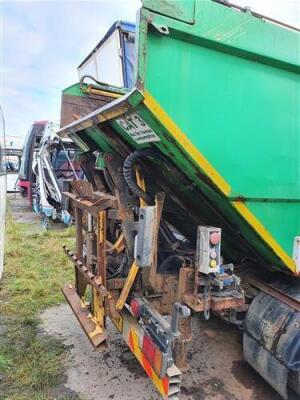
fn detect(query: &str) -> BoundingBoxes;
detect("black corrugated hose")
[123,150,155,205]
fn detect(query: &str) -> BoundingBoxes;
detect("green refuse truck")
[59,1,300,399]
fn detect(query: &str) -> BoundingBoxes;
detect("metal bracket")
[130,297,190,376]
[151,22,169,35]
[293,236,300,274]
[135,206,157,268]
[170,303,191,336]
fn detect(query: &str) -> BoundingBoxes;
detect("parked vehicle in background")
[32,123,82,229]
[17,121,47,203]
[5,147,23,192]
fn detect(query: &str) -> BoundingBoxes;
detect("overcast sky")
[0,0,299,142]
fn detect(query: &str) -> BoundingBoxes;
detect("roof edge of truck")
[78,20,136,70]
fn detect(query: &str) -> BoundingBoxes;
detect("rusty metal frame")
[246,277,300,311]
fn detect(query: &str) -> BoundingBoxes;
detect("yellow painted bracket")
[136,166,147,207]
[112,233,125,254]
[116,260,140,310]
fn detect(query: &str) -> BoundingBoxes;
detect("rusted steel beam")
[75,207,83,259]
[97,210,107,283]
[63,246,106,297]
[86,232,95,270]
[177,267,195,301]
[183,293,244,312]
[107,278,126,290]
[210,295,245,311]
[63,246,120,320]
[173,316,193,371]
[94,210,107,330]
[74,207,86,297]
[247,277,300,312]
[63,191,117,216]
[62,283,107,349]
[107,209,121,220]
[104,152,136,259]
[160,275,178,314]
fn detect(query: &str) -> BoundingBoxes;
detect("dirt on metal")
[8,194,282,400]
[40,305,281,400]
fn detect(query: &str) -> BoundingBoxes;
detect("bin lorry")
[58,1,300,399]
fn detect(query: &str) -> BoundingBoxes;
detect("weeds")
[0,211,75,400]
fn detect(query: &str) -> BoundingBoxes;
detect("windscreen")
[78,29,124,87]
[52,148,81,179]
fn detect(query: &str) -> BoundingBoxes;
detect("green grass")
[0,211,76,400]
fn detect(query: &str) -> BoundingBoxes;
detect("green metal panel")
[143,0,195,24]
[59,0,299,273]
[137,0,300,268]
[247,202,300,257]
[140,0,300,76]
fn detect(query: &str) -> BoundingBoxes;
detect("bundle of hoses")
[122,149,155,205]
[122,151,195,263]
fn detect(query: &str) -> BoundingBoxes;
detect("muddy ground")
[10,194,282,400]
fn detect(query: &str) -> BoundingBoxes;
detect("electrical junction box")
[196,226,221,274]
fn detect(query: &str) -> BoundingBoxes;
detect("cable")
[79,75,111,91]
[123,150,155,205]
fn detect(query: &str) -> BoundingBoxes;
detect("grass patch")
[0,211,76,400]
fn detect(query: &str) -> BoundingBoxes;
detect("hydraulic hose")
[123,150,155,205]
[79,74,110,91]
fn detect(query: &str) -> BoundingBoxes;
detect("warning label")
[115,113,160,144]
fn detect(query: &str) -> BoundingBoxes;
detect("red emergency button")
[210,231,220,245]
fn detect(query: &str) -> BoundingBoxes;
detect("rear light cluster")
[130,299,168,378]
[142,330,167,377]
[130,298,142,318]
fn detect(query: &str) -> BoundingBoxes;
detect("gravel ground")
[40,305,281,400]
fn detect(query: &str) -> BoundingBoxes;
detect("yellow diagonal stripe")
[233,201,296,273]
[143,91,231,196]
[143,90,296,274]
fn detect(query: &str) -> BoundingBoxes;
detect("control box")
[196,226,221,274]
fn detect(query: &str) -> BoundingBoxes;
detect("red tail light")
[142,335,156,365]
[130,298,141,317]
[153,347,163,377]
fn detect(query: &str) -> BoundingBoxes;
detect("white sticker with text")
[116,113,160,144]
